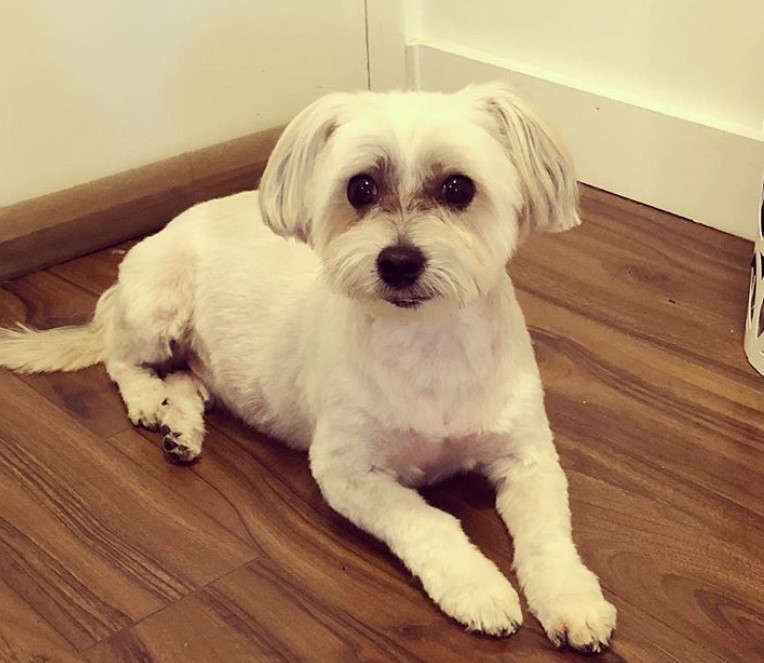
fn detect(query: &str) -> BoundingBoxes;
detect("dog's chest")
[382,431,503,486]
[359,309,508,437]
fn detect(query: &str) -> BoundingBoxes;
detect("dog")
[0,82,616,651]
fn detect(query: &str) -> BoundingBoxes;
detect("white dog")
[0,83,616,651]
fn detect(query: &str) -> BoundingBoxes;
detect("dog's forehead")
[335,92,494,178]
[363,92,477,139]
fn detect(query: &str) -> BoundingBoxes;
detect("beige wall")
[0,0,368,207]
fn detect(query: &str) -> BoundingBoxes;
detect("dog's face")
[259,83,579,310]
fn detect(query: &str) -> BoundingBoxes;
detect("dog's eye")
[441,175,475,209]
[347,174,379,208]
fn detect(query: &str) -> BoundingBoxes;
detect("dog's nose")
[376,245,426,289]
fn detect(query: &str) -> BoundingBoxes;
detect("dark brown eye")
[347,174,378,208]
[441,175,475,209]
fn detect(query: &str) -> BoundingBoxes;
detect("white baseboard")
[408,38,764,239]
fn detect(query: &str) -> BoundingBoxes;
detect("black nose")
[376,245,426,289]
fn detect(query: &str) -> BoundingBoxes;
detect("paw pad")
[161,429,197,465]
[162,435,180,452]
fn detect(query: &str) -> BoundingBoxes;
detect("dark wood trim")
[0,127,283,283]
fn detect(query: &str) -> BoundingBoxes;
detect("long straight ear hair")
[463,82,580,233]
[258,92,351,242]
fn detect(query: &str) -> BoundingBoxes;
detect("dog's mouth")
[386,295,431,309]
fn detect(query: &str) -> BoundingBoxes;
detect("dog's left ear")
[464,82,580,233]
[259,92,351,242]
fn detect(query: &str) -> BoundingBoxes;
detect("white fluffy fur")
[0,83,615,651]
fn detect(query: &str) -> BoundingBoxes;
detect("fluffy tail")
[0,286,115,374]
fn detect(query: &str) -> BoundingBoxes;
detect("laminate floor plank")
[0,371,257,650]
[513,187,754,385]
[0,576,84,662]
[0,271,131,439]
[50,240,136,296]
[84,552,558,663]
[107,428,263,552]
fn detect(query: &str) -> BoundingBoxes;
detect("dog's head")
[259,82,579,310]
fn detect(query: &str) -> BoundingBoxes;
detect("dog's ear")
[259,92,351,242]
[465,82,580,233]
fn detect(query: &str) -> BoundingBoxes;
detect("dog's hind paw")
[155,376,206,465]
[160,425,201,465]
[126,383,166,429]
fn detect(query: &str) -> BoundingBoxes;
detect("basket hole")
[749,268,756,322]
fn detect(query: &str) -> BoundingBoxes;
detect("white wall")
[369,0,764,238]
[0,0,368,207]
[418,0,763,138]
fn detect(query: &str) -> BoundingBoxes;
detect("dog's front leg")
[310,419,522,636]
[487,446,616,652]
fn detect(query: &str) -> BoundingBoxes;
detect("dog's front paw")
[429,563,523,637]
[536,593,616,653]
[520,556,616,652]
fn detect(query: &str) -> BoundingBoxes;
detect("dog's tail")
[0,286,116,374]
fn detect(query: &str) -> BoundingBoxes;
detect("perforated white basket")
[744,182,764,374]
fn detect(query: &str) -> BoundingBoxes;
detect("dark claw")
[163,436,178,452]
[140,419,158,431]
[497,621,521,637]
[160,424,172,436]
[576,643,599,655]
[161,398,170,406]
[552,631,568,649]
[553,631,604,656]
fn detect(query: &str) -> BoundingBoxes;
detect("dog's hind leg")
[106,353,208,463]
[103,235,208,463]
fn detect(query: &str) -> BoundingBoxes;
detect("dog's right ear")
[462,82,580,235]
[259,93,351,243]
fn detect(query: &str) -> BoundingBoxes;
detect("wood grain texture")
[0,371,256,651]
[0,185,762,662]
[0,576,82,663]
[0,270,130,439]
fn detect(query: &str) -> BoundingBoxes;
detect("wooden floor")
[0,186,762,662]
